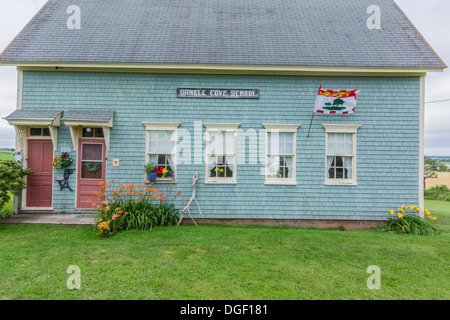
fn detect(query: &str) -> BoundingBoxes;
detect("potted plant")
[60,152,73,167]
[145,162,157,182]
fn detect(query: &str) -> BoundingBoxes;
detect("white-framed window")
[323,124,361,185]
[143,122,180,182]
[204,123,240,184]
[263,124,300,185]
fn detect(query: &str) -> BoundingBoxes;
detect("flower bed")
[93,181,182,237]
[385,205,440,236]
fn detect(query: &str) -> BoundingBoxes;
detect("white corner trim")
[419,75,425,215]
[17,69,23,110]
[322,124,361,133]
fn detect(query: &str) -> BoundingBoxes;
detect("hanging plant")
[60,152,73,167]
[86,162,101,172]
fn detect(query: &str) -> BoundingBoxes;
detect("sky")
[0,0,449,155]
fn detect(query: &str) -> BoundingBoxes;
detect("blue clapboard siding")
[21,71,421,220]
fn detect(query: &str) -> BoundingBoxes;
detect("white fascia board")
[9,62,444,75]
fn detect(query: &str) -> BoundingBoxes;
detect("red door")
[26,140,53,207]
[76,139,106,209]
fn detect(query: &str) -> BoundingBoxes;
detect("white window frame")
[323,124,361,186]
[263,124,300,185]
[143,122,180,183]
[204,123,240,184]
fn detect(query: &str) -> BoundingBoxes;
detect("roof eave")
[0,61,445,75]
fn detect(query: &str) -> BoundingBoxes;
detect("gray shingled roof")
[0,0,446,69]
[4,109,62,121]
[62,110,115,122]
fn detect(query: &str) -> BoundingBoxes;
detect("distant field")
[426,172,450,189]
[0,150,14,161]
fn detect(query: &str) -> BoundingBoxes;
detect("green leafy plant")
[93,180,182,237]
[0,160,33,210]
[385,205,440,236]
[424,185,450,201]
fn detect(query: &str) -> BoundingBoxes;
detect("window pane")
[285,133,294,142]
[267,156,280,178]
[43,128,51,136]
[328,133,336,143]
[82,144,103,161]
[95,128,104,138]
[149,140,158,152]
[328,143,336,154]
[158,131,166,140]
[284,142,293,154]
[30,128,42,136]
[164,141,175,153]
[336,133,345,143]
[344,143,353,155]
[149,131,158,141]
[82,128,94,137]
[345,133,353,143]
[81,161,102,179]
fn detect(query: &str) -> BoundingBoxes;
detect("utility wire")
[425,99,450,104]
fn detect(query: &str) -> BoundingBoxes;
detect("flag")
[314,85,360,115]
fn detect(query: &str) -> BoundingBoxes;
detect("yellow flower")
[162,169,168,174]
[398,213,403,218]
[387,210,394,215]
[430,217,437,220]
[425,209,431,216]
[410,205,416,210]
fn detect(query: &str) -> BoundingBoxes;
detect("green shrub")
[0,160,33,210]
[424,185,450,201]
[385,205,440,236]
[93,181,182,237]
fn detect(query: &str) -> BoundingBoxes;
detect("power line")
[426,99,450,104]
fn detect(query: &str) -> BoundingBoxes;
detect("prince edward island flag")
[314,85,360,115]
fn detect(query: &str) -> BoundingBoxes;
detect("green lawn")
[0,149,14,161]
[0,200,448,300]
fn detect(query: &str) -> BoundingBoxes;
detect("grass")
[0,149,14,161]
[0,200,448,300]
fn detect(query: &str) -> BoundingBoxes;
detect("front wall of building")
[20,71,421,220]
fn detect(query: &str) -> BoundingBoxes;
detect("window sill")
[265,180,297,186]
[324,181,357,186]
[145,179,177,184]
[205,180,237,185]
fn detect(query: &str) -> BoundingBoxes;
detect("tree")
[424,157,438,191]
[0,160,33,210]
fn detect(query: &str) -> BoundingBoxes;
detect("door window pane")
[81,143,103,179]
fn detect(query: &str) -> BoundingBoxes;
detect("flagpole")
[307,111,315,138]
[307,84,322,139]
